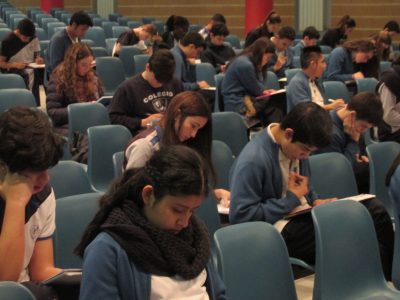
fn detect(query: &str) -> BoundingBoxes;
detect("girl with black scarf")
[75,145,227,300]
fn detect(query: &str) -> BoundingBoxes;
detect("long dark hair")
[160,91,213,170]
[75,145,210,257]
[337,15,356,33]
[262,11,281,28]
[234,37,275,75]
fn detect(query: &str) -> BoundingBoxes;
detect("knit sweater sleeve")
[232,57,265,96]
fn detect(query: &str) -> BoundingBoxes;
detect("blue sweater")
[170,45,199,91]
[291,41,305,57]
[315,110,359,166]
[326,47,354,81]
[229,129,318,224]
[221,55,265,112]
[80,232,227,300]
[45,29,73,76]
[286,71,325,112]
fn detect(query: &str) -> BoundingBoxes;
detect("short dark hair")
[383,20,400,33]
[180,32,206,48]
[347,92,383,125]
[0,107,64,173]
[17,18,35,37]
[210,23,229,37]
[149,49,175,83]
[277,26,296,41]
[69,10,93,27]
[281,102,332,148]
[300,45,322,69]
[302,26,320,40]
[211,13,226,24]
[165,15,189,32]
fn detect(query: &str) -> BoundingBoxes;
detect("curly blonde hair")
[54,43,101,102]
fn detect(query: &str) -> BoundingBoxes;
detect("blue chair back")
[312,200,400,300]
[380,61,391,73]
[47,22,65,38]
[112,151,124,178]
[356,77,378,93]
[60,13,72,24]
[101,21,119,38]
[212,112,249,158]
[0,281,36,300]
[84,26,106,48]
[87,125,132,192]
[263,70,280,90]
[105,37,117,55]
[67,102,110,149]
[35,27,47,40]
[224,34,241,49]
[142,16,155,24]
[0,28,11,40]
[319,45,332,54]
[195,62,216,86]
[322,80,351,103]
[95,57,126,95]
[91,46,108,58]
[212,140,234,190]
[309,152,358,199]
[54,193,102,268]
[92,17,106,27]
[119,46,142,77]
[112,25,129,38]
[214,222,298,300]
[189,24,201,32]
[389,167,400,289]
[108,12,122,22]
[367,142,400,217]
[152,20,165,34]
[292,55,301,68]
[0,74,26,89]
[133,54,150,75]
[127,20,142,29]
[214,73,224,112]
[49,161,94,199]
[285,68,301,84]
[117,16,130,26]
[0,89,36,113]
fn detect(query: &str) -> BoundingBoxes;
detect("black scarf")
[378,65,400,103]
[101,198,210,279]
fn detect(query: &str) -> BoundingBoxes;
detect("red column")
[41,0,64,13]
[245,0,274,34]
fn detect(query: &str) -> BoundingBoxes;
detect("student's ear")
[142,185,154,206]
[284,128,294,141]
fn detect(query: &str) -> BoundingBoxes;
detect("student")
[267,26,296,78]
[286,45,344,112]
[124,91,230,204]
[76,145,227,300]
[320,15,356,49]
[45,10,93,77]
[199,13,227,40]
[245,11,281,48]
[221,37,276,113]
[170,32,209,91]
[108,49,183,136]
[46,43,104,136]
[161,15,189,49]
[200,23,236,73]
[326,39,375,82]
[315,92,383,193]
[382,20,400,38]
[291,26,320,56]
[376,58,400,142]
[112,24,157,57]
[229,102,394,278]
[0,107,65,298]
[0,18,43,104]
